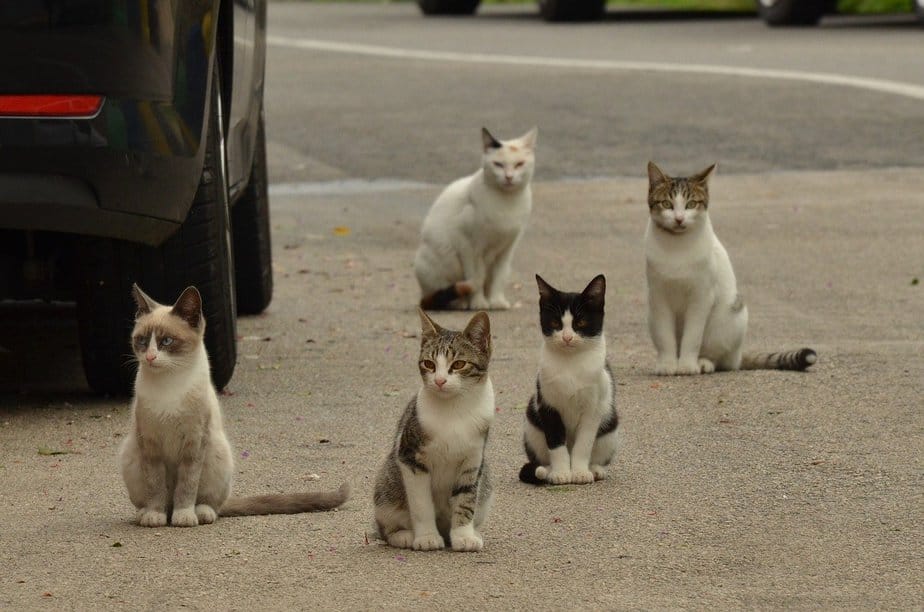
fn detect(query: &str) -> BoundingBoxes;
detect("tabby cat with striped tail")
[374,310,494,552]
[644,161,817,375]
[519,274,619,486]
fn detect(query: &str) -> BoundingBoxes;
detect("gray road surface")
[1,3,923,610]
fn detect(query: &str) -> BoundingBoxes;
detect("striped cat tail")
[419,281,473,310]
[740,348,817,371]
[518,462,546,485]
[219,482,350,516]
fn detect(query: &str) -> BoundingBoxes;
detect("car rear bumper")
[0,0,217,246]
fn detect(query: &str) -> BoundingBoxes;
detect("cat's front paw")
[450,531,484,553]
[195,504,217,525]
[387,530,415,549]
[675,358,702,375]
[698,358,716,374]
[654,358,678,376]
[171,507,198,527]
[546,469,572,485]
[468,295,490,311]
[487,296,511,311]
[571,469,595,485]
[591,465,607,481]
[137,508,167,528]
[412,532,445,551]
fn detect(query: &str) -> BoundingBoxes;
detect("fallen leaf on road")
[333,226,351,237]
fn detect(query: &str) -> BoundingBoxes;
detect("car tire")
[757,0,826,26]
[417,0,480,16]
[232,110,273,315]
[76,60,237,395]
[539,0,606,21]
[916,0,924,25]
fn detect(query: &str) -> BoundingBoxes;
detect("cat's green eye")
[660,201,672,209]
[420,359,435,372]
[450,360,467,371]
[685,201,699,210]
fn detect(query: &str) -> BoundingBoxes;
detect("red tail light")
[0,95,104,118]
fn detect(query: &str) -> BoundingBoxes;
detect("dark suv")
[0,0,271,394]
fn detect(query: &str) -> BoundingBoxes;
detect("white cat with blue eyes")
[414,127,537,311]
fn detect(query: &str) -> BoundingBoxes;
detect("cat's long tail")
[518,462,546,486]
[419,281,473,310]
[740,348,817,371]
[219,483,350,516]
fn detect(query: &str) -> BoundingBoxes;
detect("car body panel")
[0,0,263,246]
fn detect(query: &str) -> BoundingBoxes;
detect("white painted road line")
[268,35,924,102]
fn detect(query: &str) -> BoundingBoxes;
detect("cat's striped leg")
[448,457,486,552]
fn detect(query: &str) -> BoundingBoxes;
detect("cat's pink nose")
[145,353,156,363]
[674,216,684,225]
[434,377,447,388]
[562,334,573,344]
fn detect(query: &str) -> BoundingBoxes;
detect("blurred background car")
[0,0,272,394]
[416,0,923,25]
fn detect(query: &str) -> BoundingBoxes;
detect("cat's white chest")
[538,347,609,421]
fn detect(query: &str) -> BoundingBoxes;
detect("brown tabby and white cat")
[374,310,494,552]
[644,162,817,375]
[120,284,349,527]
[414,127,537,311]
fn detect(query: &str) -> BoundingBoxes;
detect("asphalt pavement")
[1,3,922,610]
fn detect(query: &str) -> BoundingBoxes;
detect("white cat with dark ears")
[520,275,619,486]
[644,161,817,375]
[414,126,537,311]
[119,284,349,527]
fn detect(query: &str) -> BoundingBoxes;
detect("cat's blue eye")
[135,337,147,347]
[161,337,173,347]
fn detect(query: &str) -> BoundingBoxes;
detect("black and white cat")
[519,275,619,486]
[374,310,495,551]
[414,127,537,311]
[645,161,816,375]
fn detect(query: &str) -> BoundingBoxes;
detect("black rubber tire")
[539,0,606,21]
[417,0,480,16]
[232,111,273,315]
[76,61,237,395]
[757,0,826,26]
[916,0,924,25]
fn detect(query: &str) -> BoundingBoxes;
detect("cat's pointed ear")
[171,286,203,329]
[464,311,492,357]
[519,127,538,150]
[691,163,716,184]
[536,274,556,302]
[131,283,159,318]
[582,274,606,309]
[647,161,669,187]
[418,308,442,338]
[482,127,502,151]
